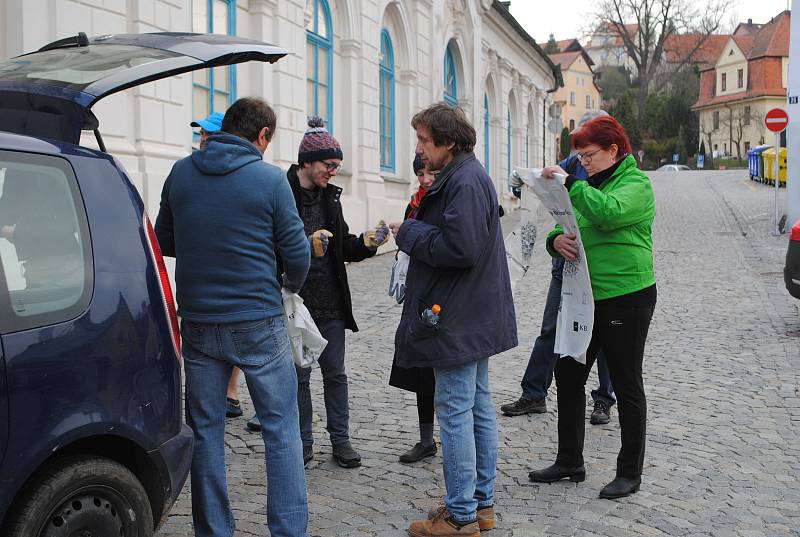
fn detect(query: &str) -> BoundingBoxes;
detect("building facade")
[693,11,790,159]
[0,0,559,229]
[548,39,601,142]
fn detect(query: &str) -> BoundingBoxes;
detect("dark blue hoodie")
[155,133,310,323]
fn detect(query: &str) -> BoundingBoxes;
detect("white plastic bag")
[506,169,541,291]
[525,169,594,364]
[388,251,410,304]
[282,288,327,368]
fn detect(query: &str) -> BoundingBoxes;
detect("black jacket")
[286,165,376,332]
[393,153,518,368]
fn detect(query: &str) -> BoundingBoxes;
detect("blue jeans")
[296,319,349,447]
[520,274,615,405]
[434,358,497,524]
[182,316,309,537]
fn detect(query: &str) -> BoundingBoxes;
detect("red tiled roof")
[749,10,790,59]
[548,51,582,70]
[554,38,582,53]
[663,34,729,69]
[731,35,755,58]
[733,21,762,37]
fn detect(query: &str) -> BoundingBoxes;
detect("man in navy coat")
[390,103,517,537]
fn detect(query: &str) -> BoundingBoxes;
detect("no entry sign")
[765,108,789,133]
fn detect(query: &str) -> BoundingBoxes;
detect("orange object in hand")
[431,304,441,314]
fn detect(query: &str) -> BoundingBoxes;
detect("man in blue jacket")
[390,103,517,537]
[155,97,311,537]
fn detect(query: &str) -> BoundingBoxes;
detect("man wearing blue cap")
[191,111,224,149]
[191,110,246,420]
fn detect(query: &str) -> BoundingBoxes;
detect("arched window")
[192,0,236,134]
[379,29,395,172]
[306,0,333,127]
[443,46,458,106]
[483,94,491,170]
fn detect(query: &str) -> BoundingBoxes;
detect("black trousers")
[554,286,656,478]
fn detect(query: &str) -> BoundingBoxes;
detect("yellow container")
[762,148,787,184]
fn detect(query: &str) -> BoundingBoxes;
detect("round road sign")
[765,108,788,133]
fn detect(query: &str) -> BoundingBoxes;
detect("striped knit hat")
[298,116,343,164]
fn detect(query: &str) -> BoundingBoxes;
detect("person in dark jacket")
[388,154,438,464]
[390,103,517,537]
[155,97,311,537]
[245,117,389,469]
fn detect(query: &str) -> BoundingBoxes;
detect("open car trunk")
[0,32,289,146]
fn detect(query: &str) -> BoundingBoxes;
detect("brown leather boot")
[408,513,480,537]
[426,503,494,532]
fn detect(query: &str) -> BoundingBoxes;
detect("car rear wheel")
[5,455,153,537]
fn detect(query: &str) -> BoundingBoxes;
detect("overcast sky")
[509,0,791,45]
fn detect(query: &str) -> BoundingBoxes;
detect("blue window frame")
[306,0,334,129]
[192,0,236,125]
[507,109,512,180]
[483,94,490,170]
[380,29,395,172]
[444,46,458,106]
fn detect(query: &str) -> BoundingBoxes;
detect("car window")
[0,45,180,92]
[0,151,92,333]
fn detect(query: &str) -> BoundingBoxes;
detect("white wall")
[2,0,556,228]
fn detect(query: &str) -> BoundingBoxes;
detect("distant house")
[585,22,639,72]
[692,11,790,159]
[547,40,602,143]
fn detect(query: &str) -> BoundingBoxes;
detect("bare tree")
[593,0,732,130]
[750,109,766,146]
[721,105,745,161]
[699,115,717,166]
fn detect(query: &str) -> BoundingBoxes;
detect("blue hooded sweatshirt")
[155,133,310,323]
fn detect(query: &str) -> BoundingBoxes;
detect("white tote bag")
[525,169,594,364]
[282,289,327,368]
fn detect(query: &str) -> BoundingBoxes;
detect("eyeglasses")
[576,148,602,163]
[321,160,341,172]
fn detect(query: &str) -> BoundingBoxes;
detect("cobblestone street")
[159,169,800,537]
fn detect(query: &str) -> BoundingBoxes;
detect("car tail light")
[144,212,181,362]
[791,220,800,242]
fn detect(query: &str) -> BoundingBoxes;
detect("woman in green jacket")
[528,115,656,500]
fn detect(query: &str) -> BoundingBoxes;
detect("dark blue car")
[0,33,288,536]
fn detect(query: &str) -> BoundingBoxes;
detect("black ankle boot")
[599,476,641,499]
[528,463,586,483]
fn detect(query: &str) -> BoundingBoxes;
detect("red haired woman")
[529,115,657,499]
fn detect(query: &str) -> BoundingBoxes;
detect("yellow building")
[548,39,602,155]
[693,12,790,159]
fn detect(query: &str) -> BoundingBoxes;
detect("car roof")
[0,32,289,146]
